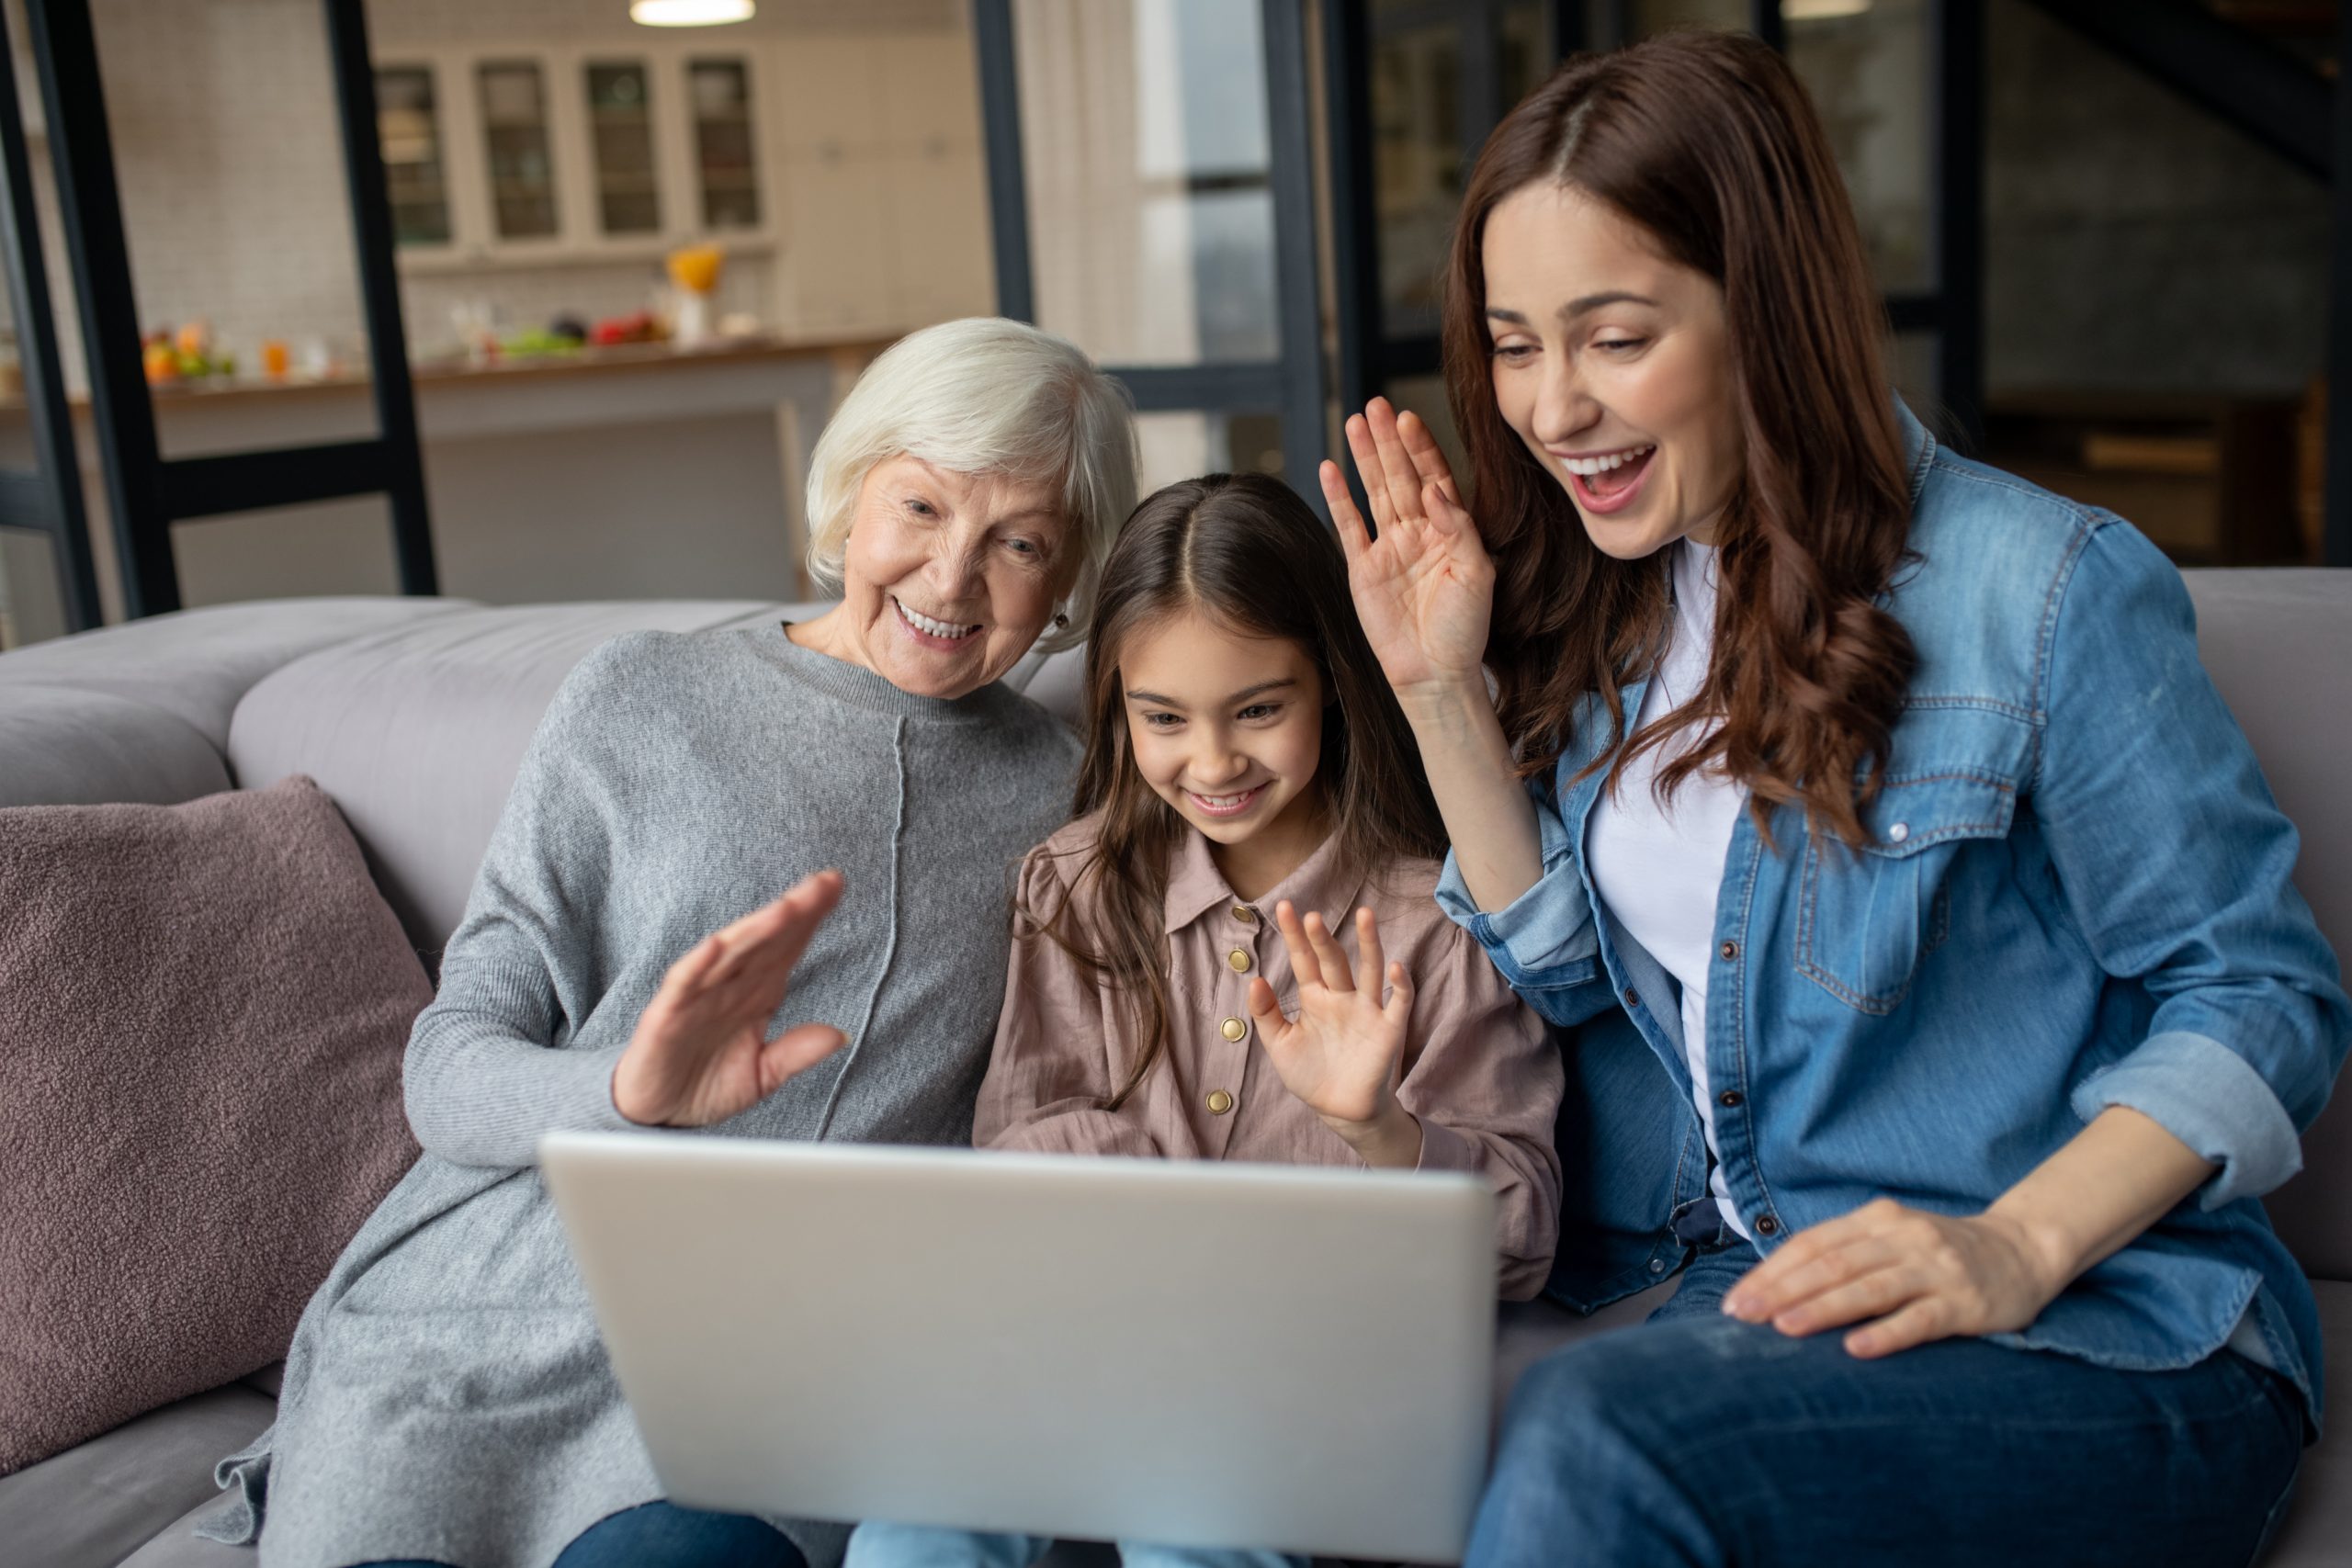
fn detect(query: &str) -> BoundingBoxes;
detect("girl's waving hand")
[1248,900,1425,1169]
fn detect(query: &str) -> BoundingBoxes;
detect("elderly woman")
[198,318,1137,1568]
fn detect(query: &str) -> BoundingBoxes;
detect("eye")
[904,497,938,518]
[1237,702,1281,722]
[1490,341,1536,364]
[1002,536,1039,558]
[1594,336,1648,354]
[1140,712,1182,730]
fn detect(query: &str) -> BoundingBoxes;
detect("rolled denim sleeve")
[2039,520,2350,1208]
[1433,775,1611,1028]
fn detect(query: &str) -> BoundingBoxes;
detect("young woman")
[1323,30,2347,1567]
[846,471,1565,1568]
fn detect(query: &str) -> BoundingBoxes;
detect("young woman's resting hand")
[1318,397,1495,703]
[611,869,850,1127]
[1247,899,1424,1168]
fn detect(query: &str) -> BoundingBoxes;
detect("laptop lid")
[542,1132,1496,1562]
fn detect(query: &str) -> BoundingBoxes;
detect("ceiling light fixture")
[1782,0,1874,17]
[629,0,756,26]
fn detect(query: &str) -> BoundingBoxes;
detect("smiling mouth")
[1185,783,1268,818]
[893,596,980,643]
[1555,444,1658,512]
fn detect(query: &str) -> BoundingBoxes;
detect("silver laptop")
[541,1132,1497,1562]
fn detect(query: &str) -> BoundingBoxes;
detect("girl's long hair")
[1027,472,1447,1110]
[1444,29,1917,845]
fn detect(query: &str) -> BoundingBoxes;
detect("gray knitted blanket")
[198,626,1080,1568]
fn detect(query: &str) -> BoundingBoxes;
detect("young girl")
[846,471,1565,1568]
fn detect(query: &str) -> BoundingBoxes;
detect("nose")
[1532,352,1600,447]
[922,527,988,604]
[1187,730,1250,789]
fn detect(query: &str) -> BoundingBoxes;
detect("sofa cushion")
[2183,570,2352,1285]
[0,1382,275,1568]
[225,601,800,955]
[0,597,476,752]
[0,778,424,1475]
[0,685,231,808]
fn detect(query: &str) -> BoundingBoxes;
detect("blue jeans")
[1469,1241,2305,1567]
[844,1521,1303,1568]
[354,1499,806,1568]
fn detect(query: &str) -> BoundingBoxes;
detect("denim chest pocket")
[1794,769,2017,1015]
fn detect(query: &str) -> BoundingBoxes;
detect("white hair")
[803,318,1139,655]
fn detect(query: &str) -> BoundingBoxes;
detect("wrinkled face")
[1482,180,1745,559]
[833,455,1074,699]
[1120,609,1328,869]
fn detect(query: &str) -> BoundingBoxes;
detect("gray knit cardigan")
[199,626,1082,1568]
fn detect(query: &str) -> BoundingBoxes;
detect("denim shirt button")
[1623,987,1640,1009]
[1755,1215,1781,1236]
[1649,1258,1667,1273]
[1718,940,1738,961]
[1718,1090,1743,1108]
[1886,821,1910,844]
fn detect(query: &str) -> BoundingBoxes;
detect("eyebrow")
[1487,291,1660,326]
[1125,678,1298,709]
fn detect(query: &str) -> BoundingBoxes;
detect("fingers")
[1844,1299,1951,1359]
[755,1021,848,1095]
[1342,412,1396,537]
[1395,408,1461,504]
[1351,907,1385,997]
[1320,459,1374,561]
[1245,975,1289,1038]
[716,869,845,987]
[1273,899,1326,991]
[1364,398,1431,530]
[1380,960,1414,1029]
[1301,908,1353,994]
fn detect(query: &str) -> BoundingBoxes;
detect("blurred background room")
[0,0,2341,649]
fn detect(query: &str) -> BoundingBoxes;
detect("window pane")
[0,528,68,650]
[1016,0,1280,366]
[1370,21,1459,341]
[376,66,451,246]
[1135,410,1283,491]
[1788,0,1930,293]
[1499,0,1557,106]
[690,59,761,231]
[587,61,661,236]
[479,61,559,239]
[1634,0,1747,32]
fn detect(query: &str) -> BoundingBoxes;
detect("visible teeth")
[1195,790,1253,808]
[1562,445,1656,477]
[897,598,975,639]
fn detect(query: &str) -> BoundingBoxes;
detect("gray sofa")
[1,575,2346,1567]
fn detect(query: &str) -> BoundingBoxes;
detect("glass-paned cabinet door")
[479,60,560,240]
[376,66,452,246]
[688,58,760,231]
[586,60,661,236]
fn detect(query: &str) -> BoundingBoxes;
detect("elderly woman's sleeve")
[1395,921,1566,1300]
[974,846,1164,1159]
[401,643,638,1168]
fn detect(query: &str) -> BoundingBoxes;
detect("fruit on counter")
[590,310,662,346]
[497,327,584,358]
[143,323,235,384]
[666,243,723,296]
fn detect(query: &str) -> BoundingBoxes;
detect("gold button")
[1232,905,1258,926]
[1206,1089,1234,1115]
[1227,948,1252,973]
[1220,1016,1247,1042]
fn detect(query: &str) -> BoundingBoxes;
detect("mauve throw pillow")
[0,776,425,1474]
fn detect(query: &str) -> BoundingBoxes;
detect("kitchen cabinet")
[376,29,992,339]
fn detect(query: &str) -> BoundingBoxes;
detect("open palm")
[611,870,849,1128]
[1248,901,1413,1129]
[1318,397,1496,695]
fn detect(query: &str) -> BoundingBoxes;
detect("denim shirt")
[1438,405,2350,1434]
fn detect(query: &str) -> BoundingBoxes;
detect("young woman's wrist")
[1395,673,1496,732]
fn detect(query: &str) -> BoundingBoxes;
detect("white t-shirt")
[1585,538,1751,1239]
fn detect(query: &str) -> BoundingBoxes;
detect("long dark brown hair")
[1444,29,1917,846]
[1026,472,1448,1109]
